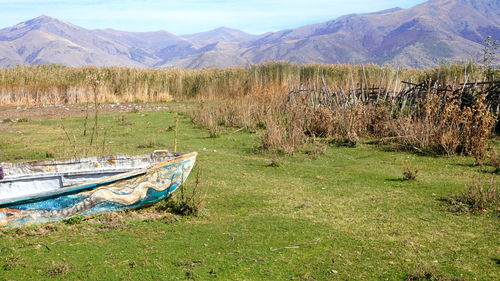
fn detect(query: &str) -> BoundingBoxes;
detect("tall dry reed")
[189,63,498,156]
[0,62,491,106]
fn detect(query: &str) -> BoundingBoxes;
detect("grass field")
[0,104,498,280]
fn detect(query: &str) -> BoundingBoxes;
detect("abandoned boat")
[0,150,197,227]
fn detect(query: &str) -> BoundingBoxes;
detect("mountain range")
[0,0,498,69]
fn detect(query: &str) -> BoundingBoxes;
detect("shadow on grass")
[451,162,479,168]
[480,168,500,175]
[385,178,407,182]
[450,162,499,175]
[364,141,444,158]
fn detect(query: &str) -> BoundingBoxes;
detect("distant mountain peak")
[34,14,54,20]
[25,15,63,25]
[367,7,403,15]
[212,26,246,33]
[213,26,232,31]
[31,14,51,21]
[182,26,257,44]
[31,14,54,21]
[0,0,498,69]
[184,26,253,36]
[16,14,81,32]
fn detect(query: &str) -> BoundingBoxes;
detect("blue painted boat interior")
[0,151,178,206]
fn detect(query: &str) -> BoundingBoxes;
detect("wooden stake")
[174,113,179,152]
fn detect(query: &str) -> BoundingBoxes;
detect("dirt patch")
[0,103,184,122]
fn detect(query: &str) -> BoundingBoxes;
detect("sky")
[0,0,428,35]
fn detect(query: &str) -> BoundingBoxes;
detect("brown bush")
[261,115,288,153]
[192,87,495,156]
[402,162,419,181]
[488,151,500,174]
[383,91,495,156]
[260,107,307,154]
[187,65,496,156]
[366,104,393,137]
[440,178,499,214]
[307,106,334,138]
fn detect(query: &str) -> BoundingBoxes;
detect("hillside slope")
[0,0,498,68]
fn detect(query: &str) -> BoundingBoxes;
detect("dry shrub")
[10,223,63,237]
[190,84,309,153]
[188,86,287,137]
[47,261,72,277]
[192,87,496,156]
[92,211,124,224]
[405,268,464,281]
[190,102,223,137]
[307,106,334,137]
[402,162,418,181]
[128,209,178,223]
[159,169,206,216]
[438,93,494,158]
[2,256,22,271]
[89,209,177,228]
[385,91,495,156]
[487,151,500,174]
[260,100,308,154]
[87,212,129,231]
[285,104,309,150]
[440,178,499,214]
[136,135,164,148]
[305,143,328,158]
[366,104,393,136]
[187,65,496,156]
[261,115,289,153]
[259,93,367,153]
[331,106,365,146]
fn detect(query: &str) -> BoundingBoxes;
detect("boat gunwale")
[0,152,197,208]
[3,153,167,167]
[0,168,139,183]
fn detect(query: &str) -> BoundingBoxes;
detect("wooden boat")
[0,151,197,228]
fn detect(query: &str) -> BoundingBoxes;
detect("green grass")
[0,105,498,280]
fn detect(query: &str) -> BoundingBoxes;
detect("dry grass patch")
[405,268,465,281]
[440,177,499,214]
[46,261,73,277]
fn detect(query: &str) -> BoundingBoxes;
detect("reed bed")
[1,62,497,158]
[0,62,492,106]
[189,63,498,158]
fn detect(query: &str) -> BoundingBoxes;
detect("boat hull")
[0,152,197,227]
